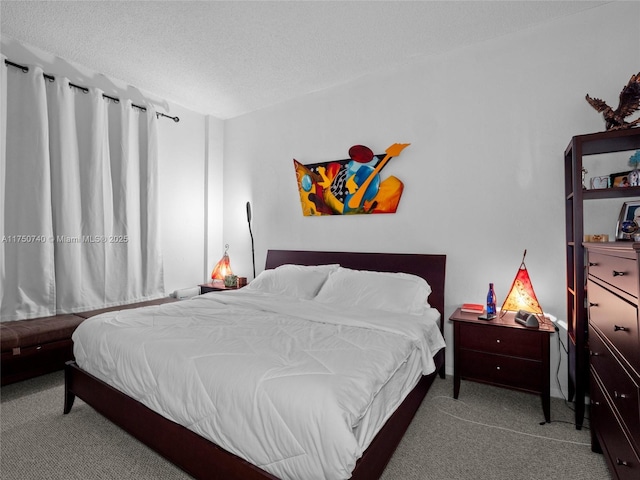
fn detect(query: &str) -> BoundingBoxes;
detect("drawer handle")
[589,262,598,267]
[614,325,629,332]
[589,350,602,357]
[614,391,630,400]
[496,339,501,343]
[612,270,626,277]
[496,366,501,370]
[591,400,600,406]
[615,458,630,467]
[589,302,598,308]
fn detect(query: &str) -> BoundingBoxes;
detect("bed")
[63,249,446,480]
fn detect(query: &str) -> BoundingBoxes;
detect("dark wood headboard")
[265,250,446,327]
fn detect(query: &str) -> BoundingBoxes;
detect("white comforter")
[72,290,444,480]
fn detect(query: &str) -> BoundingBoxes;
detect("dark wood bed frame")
[64,250,446,480]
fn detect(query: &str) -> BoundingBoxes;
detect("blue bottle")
[486,283,496,316]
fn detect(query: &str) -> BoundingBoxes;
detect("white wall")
[0,36,222,295]
[206,115,225,282]
[222,2,640,397]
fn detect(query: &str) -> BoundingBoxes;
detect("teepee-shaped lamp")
[211,244,233,282]
[500,250,544,322]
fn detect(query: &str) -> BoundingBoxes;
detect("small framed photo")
[616,200,640,240]
[610,170,632,188]
[590,176,610,189]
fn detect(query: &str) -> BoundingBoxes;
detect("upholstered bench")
[1,297,178,386]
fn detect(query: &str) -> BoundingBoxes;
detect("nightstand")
[198,282,241,294]
[449,308,555,423]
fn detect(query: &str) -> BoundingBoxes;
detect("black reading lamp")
[247,201,256,278]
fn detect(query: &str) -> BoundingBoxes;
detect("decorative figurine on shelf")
[581,166,588,189]
[585,72,640,131]
[629,151,640,187]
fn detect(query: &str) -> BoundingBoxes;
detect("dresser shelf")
[564,128,640,430]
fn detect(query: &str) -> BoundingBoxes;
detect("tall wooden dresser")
[586,242,640,480]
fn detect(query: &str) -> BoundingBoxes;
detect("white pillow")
[314,266,432,314]
[245,264,339,299]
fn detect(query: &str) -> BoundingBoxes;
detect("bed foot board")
[62,361,279,480]
[62,359,441,480]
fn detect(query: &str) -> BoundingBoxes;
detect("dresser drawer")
[458,322,542,360]
[588,279,640,374]
[591,373,640,480]
[588,251,639,298]
[459,349,542,393]
[590,328,640,453]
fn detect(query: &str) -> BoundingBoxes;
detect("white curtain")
[1,59,164,321]
[0,57,8,319]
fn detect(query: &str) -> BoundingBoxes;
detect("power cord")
[432,395,591,446]
[550,321,591,428]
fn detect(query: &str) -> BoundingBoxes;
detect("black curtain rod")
[4,59,179,122]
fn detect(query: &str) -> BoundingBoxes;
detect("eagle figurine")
[586,72,640,130]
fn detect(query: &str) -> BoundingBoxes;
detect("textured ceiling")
[1,1,609,119]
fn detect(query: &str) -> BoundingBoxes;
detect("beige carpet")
[1,371,610,479]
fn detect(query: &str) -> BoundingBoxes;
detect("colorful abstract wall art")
[294,143,410,216]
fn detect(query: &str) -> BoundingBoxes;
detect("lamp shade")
[211,244,233,281]
[500,250,544,315]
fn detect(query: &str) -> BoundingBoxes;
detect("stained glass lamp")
[211,244,233,281]
[500,250,544,319]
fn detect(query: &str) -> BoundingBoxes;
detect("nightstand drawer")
[589,251,638,298]
[590,328,640,452]
[588,279,640,374]
[458,322,542,360]
[459,349,542,393]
